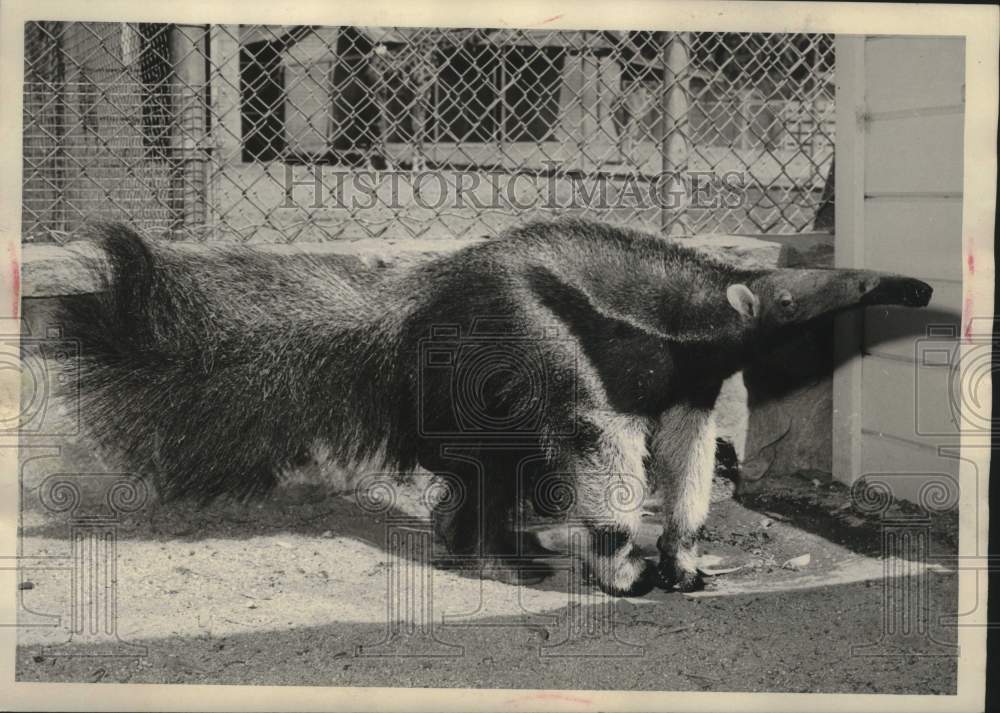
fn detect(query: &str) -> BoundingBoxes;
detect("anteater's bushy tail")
[61,224,413,502]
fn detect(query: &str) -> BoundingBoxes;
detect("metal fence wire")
[22,23,835,243]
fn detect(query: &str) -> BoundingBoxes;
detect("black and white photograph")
[0,1,995,710]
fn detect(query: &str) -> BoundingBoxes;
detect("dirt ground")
[15,454,959,693]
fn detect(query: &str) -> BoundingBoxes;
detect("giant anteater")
[62,218,933,596]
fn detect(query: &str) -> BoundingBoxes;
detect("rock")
[782,553,812,570]
[774,232,835,268]
[740,232,837,482]
[744,372,833,477]
[715,373,749,461]
[675,234,782,271]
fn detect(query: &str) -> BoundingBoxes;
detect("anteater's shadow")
[20,478,573,592]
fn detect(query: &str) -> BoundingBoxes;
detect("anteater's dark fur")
[65,220,755,498]
[64,227,408,501]
[62,218,932,596]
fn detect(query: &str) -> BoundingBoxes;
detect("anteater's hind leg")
[427,453,546,586]
[549,414,657,597]
[649,403,717,592]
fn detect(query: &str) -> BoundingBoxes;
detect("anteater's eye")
[778,291,795,310]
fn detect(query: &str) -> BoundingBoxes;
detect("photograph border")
[0,1,994,711]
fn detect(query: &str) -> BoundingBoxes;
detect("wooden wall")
[833,35,966,506]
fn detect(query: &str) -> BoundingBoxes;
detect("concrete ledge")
[21,238,492,298]
[21,233,785,298]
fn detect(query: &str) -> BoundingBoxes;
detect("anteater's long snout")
[859,274,934,307]
[745,268,935,326]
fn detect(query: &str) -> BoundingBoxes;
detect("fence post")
[208,25,242,239]
[659,32,690,237]
[170,25,208,237]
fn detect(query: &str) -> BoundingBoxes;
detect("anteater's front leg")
[649,403,717,592]
[554,413,658,597]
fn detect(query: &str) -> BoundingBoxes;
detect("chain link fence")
[22,22,834,243]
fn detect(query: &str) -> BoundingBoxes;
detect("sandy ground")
[15,450,959,692]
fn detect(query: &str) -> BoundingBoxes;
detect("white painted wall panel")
[834,35,965,504]
[863,198,964,280]
[864,112,965,195]
[861,354,961,444]
[859,433,961,507]
[865,37,965,114]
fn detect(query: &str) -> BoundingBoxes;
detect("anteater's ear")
[726,284,759,319]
